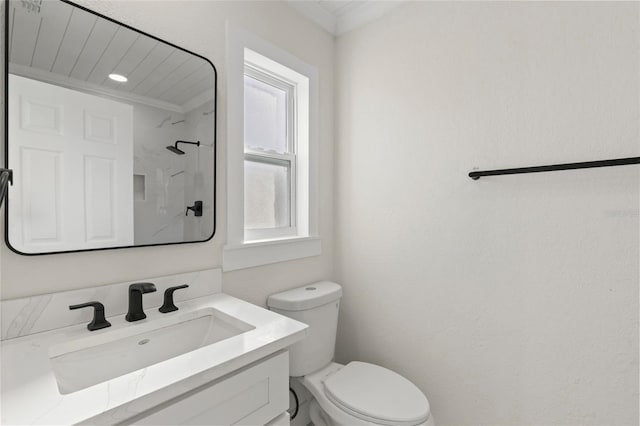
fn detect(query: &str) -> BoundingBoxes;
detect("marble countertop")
[1,293,307,425]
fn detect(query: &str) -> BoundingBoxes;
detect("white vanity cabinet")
[1,284,307,425]
[124,351,290,426]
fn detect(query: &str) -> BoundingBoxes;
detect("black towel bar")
[469,157,640,180]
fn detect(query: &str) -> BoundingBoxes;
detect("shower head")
[166,140,200,155]
[166,145,185,155]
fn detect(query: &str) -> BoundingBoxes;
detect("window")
[224,26,320,271]
[243,65,296,240]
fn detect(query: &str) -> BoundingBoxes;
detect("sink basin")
[48,308,255,394]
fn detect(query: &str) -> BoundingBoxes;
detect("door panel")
[84,156,116,242]
[20,148,62,244]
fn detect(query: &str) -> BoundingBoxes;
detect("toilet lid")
[323,362,430,426]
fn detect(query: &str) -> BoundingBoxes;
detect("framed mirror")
[4,0,217,255]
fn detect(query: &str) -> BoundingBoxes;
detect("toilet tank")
[268,282,342,377]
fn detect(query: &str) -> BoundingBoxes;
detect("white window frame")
[243,64,297,241]
[224,24,320,272]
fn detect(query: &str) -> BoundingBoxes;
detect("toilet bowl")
[303,362,434,426]
[268,282,434,426]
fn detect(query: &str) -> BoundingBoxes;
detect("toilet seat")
[322,362,430,426]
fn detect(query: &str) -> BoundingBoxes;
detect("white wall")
[0,0,334,307]
[334,2,639,425]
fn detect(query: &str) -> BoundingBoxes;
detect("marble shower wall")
[132,100,214,245]
[183,100,215,242]
[133,103,187,245]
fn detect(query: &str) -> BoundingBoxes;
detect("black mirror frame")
[3,0,217,256]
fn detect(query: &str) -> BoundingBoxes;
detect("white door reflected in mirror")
[9,74,134,253]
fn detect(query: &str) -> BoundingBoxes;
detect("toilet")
[268,282,435,426]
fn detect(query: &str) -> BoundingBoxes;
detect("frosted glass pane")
[244,75,288,153]
[244,160,290,229]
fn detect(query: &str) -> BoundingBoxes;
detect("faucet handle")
[69,302,111,331]
[159,285,189,313]
[185,201,203,217]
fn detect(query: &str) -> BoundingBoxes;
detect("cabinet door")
[265,412,290,426]
[131,351,289,426]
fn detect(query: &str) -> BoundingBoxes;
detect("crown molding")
[287,1,338,34]
[287,1,405,36]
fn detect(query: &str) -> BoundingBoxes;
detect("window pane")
[244,75,288,153]
[244,159,290,229]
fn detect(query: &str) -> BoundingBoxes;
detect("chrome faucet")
[126,282,157,322]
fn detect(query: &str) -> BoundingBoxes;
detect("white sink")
[48,308,255,394]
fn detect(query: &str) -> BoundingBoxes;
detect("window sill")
[223,236,321,272]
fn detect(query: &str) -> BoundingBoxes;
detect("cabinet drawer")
[131,351,289,425]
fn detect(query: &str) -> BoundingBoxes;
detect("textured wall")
[334,2,639,424]
[0,0,334,306]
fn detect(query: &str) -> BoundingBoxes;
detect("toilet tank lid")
[268,281,342,311]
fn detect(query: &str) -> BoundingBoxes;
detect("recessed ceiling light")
[108,73,128,83]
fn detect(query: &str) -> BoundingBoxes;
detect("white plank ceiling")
[8,0,214,112]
